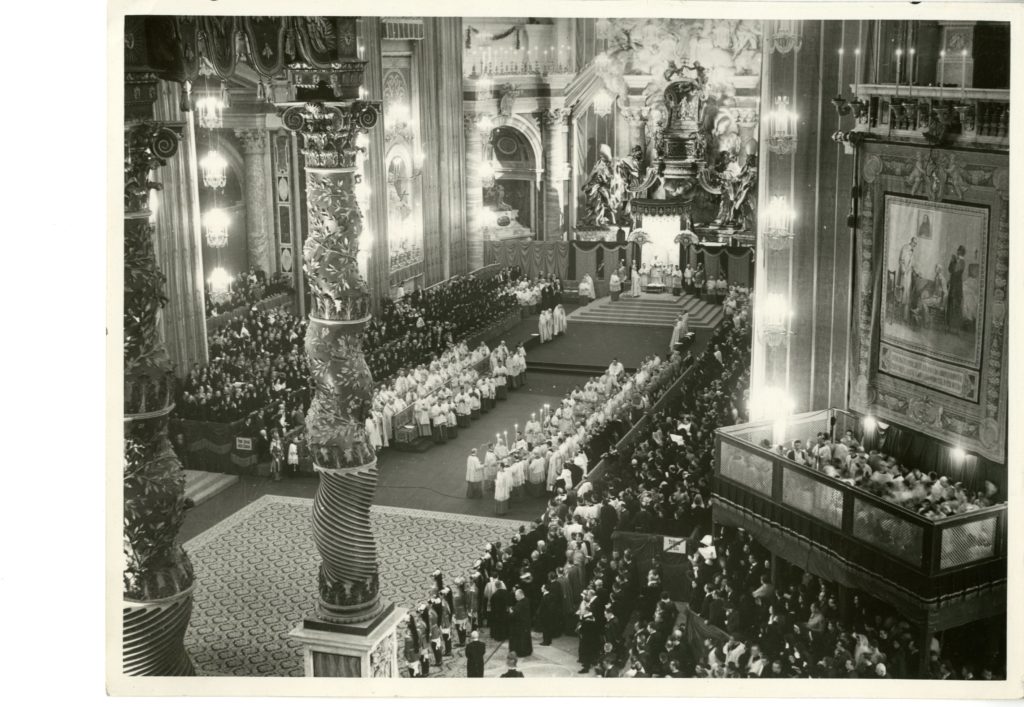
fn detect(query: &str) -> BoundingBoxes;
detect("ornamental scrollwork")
[124,122,180,213]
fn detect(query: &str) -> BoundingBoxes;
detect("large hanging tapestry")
[382,59,424,274]
[850,142,1009,462]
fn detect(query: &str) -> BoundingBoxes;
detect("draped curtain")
[572,241,632,282]
[684,245,754,286]
[485,240,570,279]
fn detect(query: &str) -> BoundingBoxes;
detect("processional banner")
[849,142,1008,462]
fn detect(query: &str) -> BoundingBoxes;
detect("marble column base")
[289,603,405,677]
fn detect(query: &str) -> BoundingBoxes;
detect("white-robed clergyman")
[466,448,483,498]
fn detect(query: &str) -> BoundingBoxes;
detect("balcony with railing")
[713,409,1006,629]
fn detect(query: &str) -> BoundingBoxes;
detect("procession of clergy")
[464,357,631,515]
[364,340,528,448]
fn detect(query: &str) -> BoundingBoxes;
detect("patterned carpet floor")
[182,495,523,677]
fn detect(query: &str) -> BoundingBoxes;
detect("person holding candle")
[494,462,512,516]
[466,448,484,499]
[483,442,499,499]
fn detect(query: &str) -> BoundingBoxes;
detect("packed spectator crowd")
[770,433,1001,519]
[401,296,1004,680]
[204,268,294,318]
[178,268,528,425]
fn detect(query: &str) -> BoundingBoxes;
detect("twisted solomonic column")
[122,120,195,675]
[280,100,384,624]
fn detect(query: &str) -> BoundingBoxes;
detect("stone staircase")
[567,293,723,329]
[184,469,240,507]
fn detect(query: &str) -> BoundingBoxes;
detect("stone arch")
[491,114,543,180]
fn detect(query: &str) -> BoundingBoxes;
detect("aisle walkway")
[179,371,581,543]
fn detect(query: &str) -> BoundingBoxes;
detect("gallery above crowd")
[203,268,294,318]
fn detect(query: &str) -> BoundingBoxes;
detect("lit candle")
[837,48,844,95]
[939,50,945,101]
[908,48,915,96]
[854,48,861,95]
[895,48,902,98]
[961,49,967,99]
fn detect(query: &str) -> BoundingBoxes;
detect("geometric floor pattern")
[182,495,522,677]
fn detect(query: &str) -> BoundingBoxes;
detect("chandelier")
[203,208,230,248]
[199,149,228,189]
[771,20,803,54]
[195,94,224,130]
[762,195,796,250]
[207,266,234,302]
[758,293,793,348]
[767,96,798,155]
[592,88,615,118]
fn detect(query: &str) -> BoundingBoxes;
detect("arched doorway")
[485,125,540,238]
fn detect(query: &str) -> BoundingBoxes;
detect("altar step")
[184,469,240,507]
[567,294,723,329]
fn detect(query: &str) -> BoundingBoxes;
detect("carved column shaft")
[281,100,384,624]
[464,114,485,270]
[541,109,568,240]
[122,118,195,676]
[236,128,274,274]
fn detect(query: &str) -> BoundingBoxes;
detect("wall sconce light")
[758,293,793,348]
[767,96,798,154]
[762,195,795,250]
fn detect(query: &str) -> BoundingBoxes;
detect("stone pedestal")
[290,604,405,677]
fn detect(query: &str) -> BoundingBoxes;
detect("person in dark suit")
[488,580,511,642]
[508,588,533,657]
[537,582,563,646]
[500,652,524,677]
[465,630,486,677]
[578,607,602,673]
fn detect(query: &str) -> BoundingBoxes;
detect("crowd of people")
[177,306,309,424]
[364,270,523,382]
[427,299,1002,679]
[770,433,1001,520]
[204,268,293,318]
[465,350,690,518]
[178,268,530,425]
[365,341,528,449]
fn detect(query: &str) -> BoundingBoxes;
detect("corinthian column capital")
[234,127,268,154]
[539,108,568,129]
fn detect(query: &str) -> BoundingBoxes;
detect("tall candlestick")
[895,49,902,98]
[961,49,967,99]
[939,50,945,101]
[908,48,915,96]
[854,47,861,96]
[837,48,844,95]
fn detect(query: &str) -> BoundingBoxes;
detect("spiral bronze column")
[280,100,385,625]
[122,119,195,675]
